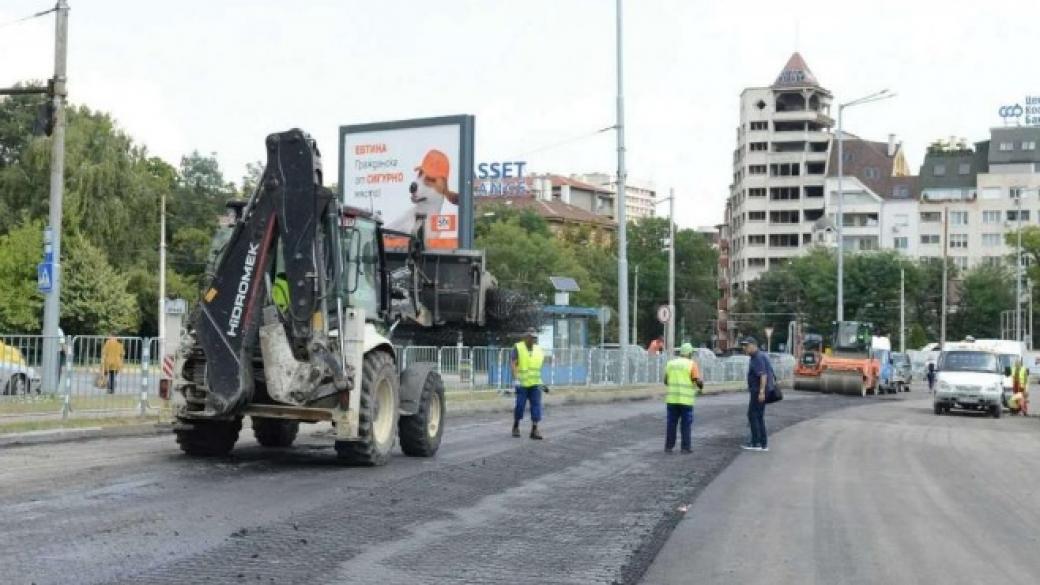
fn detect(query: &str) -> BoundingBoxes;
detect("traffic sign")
[598,306,612,324]
[656,304,673,324]
[37,262,53,293]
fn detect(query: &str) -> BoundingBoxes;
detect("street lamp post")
[656,190,677,352]
[836,89,895,323]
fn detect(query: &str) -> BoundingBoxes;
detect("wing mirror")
[1005,366,1013,377]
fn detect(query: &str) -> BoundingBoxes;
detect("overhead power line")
[0,4,56,29]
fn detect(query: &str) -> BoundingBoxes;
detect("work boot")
[511,422,520,438]
[530,425,544,440]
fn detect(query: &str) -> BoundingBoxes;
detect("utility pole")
[632,265,639,344]
[1016,191,1023,344]
[900,267,905,352]
[667,188,676,353]
[40,0,70,394]
[158,190,167,359]
[615,0,630,364]
[940,206,948,347]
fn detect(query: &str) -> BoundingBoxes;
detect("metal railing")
[0,335,795,420]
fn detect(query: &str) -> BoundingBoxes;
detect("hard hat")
[416,149,450,180]
[679,343,694,356]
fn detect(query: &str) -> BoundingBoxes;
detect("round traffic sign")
[656,305,672,324]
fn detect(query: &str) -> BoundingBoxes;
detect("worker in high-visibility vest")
[511,328,545,440]
[272,272,290,313]
[1011,358,1030,415]
[663,343,704,453]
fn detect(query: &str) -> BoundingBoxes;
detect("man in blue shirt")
[740,336,773,452]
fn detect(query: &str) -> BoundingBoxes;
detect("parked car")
[890,352,913,391]
[0,340,39,396]
[933,345,1005,417]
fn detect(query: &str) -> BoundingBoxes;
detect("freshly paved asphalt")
[1,390,859,585]
[641,390,1040,585]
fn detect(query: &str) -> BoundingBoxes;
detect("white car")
[0,341,40,396]
[933,347,1005,418]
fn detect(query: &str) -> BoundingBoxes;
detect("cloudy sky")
[1,0,1034,228]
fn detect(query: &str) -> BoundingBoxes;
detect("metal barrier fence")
[0,334,796,419]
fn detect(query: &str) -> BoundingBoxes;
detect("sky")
[1,0,1035,229]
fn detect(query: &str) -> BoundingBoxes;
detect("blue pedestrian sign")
[37,262,53,293]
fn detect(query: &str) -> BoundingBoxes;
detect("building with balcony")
[725,52,834,292]
[572,173,657,220]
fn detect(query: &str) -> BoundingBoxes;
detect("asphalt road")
[641,389,1040,585]
[1,390,859,585]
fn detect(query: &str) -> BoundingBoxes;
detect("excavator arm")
[193,129,336,415]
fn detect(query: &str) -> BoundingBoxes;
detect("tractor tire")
[175,418,242,457]
[399,369,446,457]
[252,417,299,448]
[335,351,399,466]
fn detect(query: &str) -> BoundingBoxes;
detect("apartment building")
[572,173,657,220]
[725,52,834,291]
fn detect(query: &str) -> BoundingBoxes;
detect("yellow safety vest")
[1016,365,1028,386]
[515,342,544,387]
[272,276,290,312]
[665,357,697,406]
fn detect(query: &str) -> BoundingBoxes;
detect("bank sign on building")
[1000,95,1040,126]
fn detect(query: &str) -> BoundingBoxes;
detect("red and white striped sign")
[162,355,175,379]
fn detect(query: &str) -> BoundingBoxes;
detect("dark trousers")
[514,385,543,423]
[665,404,694,451]
[748,396,767,447]
[107,371,117,394]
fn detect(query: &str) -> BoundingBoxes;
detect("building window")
[804,185,824,198]
[953,257,969,271]
[770,163,801,177]
[1008,210,1032,222]
[748,211,766,221]
[748,257,766,267]
[750,121,768,131]
[748,235,765,246]
[982,233,1003,247]
[769,210,800,224]
[983,210,1002,224]
[958,163,971,175]
[748,187,765,197]
[950,211,968,225]
[920,211,942,223]
[749,165,767,175]
[999,142,1014,151]
[768,234,800,248]
[805,162,826,175]
[1024,141,1037,151]
[893,184,910,198]
[921,234,940,245]
[983,256,1002,267]
[933,164,946,176]
[864,167,880,179]
[893,237,908,250]
[893,213,909,226]
[949,234,968,249]
[749,142,767,151]
[769,186,800,200]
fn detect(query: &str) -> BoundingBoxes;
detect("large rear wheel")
[175,418,242,457]
[335,351,398,466]
[399,370,446,457]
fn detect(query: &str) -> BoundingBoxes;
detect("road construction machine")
[817,321,885,396]
[793,333,824,391]
[168,129,511,464]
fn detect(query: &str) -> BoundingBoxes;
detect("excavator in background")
[793,333,824,391]
[168,129,535,464]
[817,321,887,396]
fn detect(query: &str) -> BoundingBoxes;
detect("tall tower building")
[725,53,834,292]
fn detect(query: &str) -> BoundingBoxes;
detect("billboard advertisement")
[339,115,475,250]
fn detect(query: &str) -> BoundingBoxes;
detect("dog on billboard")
[386,149,458,236]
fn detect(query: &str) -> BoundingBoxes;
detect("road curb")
[0,382,753,448]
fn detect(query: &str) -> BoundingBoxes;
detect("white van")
[971,339,1025,407]
[933,345,1005,418]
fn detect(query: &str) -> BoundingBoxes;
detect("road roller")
[817,321,884,396]
[793,333,824,391]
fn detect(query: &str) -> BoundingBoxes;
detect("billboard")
[339,115,475,250]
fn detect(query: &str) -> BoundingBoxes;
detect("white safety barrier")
[0,336,794,418]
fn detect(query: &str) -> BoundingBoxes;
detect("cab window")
[342,217,381,317]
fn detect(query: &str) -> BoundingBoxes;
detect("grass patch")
[0,415,158,435]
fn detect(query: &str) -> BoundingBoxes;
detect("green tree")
[948,265,1014,340]
[0,220,44,331]
[60,234,139,334]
